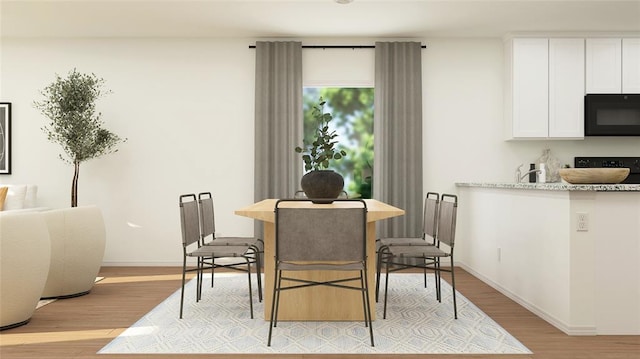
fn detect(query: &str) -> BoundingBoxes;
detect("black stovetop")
[574,157,640,184]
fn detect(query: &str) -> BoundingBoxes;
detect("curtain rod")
[248,45,426,49]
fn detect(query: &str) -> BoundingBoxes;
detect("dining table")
[235,198,404,321]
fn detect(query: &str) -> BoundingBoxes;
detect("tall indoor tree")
[34,69,126,207]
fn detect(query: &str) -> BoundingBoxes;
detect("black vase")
[300,170,344,203]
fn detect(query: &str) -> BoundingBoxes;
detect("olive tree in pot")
[34,69,126,207]
[295,97,347,203]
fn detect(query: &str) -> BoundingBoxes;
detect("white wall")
[1,37,639,265]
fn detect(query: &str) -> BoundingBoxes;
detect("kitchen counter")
[456,182,640,191]
[455,185,640,335]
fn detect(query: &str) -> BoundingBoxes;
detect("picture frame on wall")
[0,102,11,174]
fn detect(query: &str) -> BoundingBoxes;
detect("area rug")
[98,273,531,354]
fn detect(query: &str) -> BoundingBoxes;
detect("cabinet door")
[622,38,640,93]
[549,38,585,138]
[512,38,549,138]
[586,38,622,93]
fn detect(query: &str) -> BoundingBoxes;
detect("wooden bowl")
[559,168,630,184]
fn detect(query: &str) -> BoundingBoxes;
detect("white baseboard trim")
[458,262,597,336]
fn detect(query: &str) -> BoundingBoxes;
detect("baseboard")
[458,262,597,336]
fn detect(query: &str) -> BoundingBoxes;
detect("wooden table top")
[235,198,404,223]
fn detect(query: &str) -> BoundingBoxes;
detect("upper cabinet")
[586,38,640,94]
[622,38,640,93]
[505,37,585,139]
[508,38,549,138]
[549,38,585,138]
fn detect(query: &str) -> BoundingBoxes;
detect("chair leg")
[267,270,281,346]
[375,250,383,302]
[254,249,263,302]
[179,257,187,319]
[211,258,216,288]
[450,256,457,319]
[424,265,427,288]
[383,259,390,319]
[437,259,442,302]
[359,270,368,328]
[362,268,375,347]
[246,258,254,319]
[196,258,203,302]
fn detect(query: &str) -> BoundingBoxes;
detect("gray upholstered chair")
[375,192,440,301]
[197,192,263,301]
[268,199,374,347]
[178,194,256,319]
[379,194,459,319]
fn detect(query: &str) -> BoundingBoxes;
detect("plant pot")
[301,170,344,203]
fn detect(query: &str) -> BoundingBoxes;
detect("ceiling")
[1,0,640,39]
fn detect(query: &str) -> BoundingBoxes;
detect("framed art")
[0,102,11,174]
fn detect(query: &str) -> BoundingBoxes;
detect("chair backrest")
[197,192,216,241]
[437,194,458,248]
[179,194,200,247]
[422,192,439,239]
[275,199,367,263]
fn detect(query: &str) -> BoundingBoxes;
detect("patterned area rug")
[98,273,531,354]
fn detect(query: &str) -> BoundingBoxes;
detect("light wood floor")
[1,266,638,359]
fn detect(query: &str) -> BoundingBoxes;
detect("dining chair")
[197,192,263,301]
[375,192,440,301]
[178,194,255,319]
[268,199,374,347]
[379,193,459,319]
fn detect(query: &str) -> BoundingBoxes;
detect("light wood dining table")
[235,198,404,321]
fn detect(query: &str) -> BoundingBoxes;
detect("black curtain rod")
[248,45,426,49]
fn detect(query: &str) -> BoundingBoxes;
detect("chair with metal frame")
[178,194,255,319]
[267,198,374,347]
[197,192,263,301]
[379,193,459,320]
[375,192,440,301]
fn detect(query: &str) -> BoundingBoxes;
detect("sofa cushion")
[24,185,38,208]
[2,185,27,210]
[0,187,8,210]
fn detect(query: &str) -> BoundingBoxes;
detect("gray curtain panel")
[374,41,424,238]
[254,41,303,237]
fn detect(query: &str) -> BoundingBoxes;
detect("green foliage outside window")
[303,88,374,198]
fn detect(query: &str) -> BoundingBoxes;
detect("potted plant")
[295,97,347,202]
[34,69,126,207]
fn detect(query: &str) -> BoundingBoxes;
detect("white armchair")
[0,211,51,330]
[41,206,106,298]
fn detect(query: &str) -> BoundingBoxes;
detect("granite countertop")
[455,182,640,192]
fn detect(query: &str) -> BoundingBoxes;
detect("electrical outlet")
[497,247,501,262]
[577,212,589,231]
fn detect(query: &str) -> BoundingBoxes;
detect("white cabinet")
[510,38,549,138]
[549,38,585,138]
[586,38,640,94]
[622,38,640,93]
[586,38,622,93]
[506,38,585,139]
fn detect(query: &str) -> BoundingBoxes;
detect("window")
[303,87,374,198]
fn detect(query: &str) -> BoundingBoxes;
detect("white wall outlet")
[497,247,502,262]
[577,212,589,231]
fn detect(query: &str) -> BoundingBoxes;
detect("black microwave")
[585,94,640,136]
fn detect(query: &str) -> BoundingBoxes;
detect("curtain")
[254,41,303,237]
[374,41,423,238]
